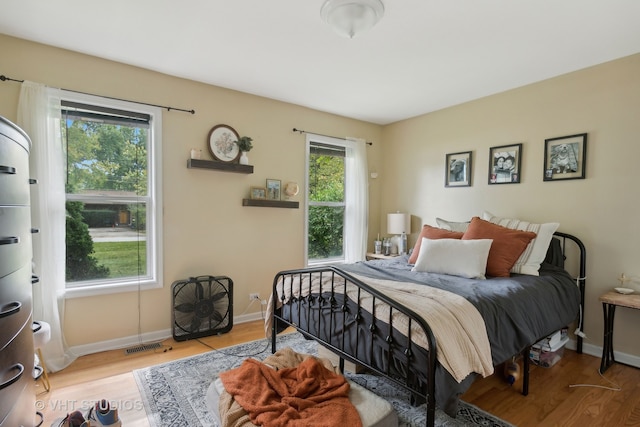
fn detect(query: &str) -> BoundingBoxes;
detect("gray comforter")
[340,256,581,366]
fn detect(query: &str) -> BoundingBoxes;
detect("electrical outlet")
[249,293,260,301]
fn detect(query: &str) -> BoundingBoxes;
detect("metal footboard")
[271,266,437,427]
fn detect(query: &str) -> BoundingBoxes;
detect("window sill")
[307,258,345,267]
[64,280,161,299]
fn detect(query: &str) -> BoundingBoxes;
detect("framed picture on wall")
[445,151,472,187]
[488,143,522,184]
[543,133,587,181]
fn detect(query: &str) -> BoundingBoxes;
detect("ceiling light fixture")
[320,0,385,39]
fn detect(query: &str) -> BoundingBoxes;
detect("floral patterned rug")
[134,332,514,427]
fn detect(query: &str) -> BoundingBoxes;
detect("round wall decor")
[208,124,240,162]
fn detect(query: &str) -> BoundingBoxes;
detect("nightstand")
[599,290,640,373]
[365,252,399,261]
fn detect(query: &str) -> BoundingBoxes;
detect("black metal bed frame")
[271,232,586,427]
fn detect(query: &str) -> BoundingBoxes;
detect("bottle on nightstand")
[383,238,391,255]
[400,231,408,255]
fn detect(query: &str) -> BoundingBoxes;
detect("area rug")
[134,332,514,427]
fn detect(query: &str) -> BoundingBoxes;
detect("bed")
[267,216,586,427]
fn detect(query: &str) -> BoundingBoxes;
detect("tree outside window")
[62,98,157,289]
[307,141,345,262]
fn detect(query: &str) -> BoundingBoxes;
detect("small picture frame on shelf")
[266,179,281,200]
[445,151,472,187]
[250,186,266,200]
[489,143,522,184]
[543,133,587,181]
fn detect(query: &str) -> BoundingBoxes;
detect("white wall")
[380,53,640,359]
[3,32,639,361]
[0,34,383,347]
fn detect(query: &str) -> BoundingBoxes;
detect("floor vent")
[124,342,162,355]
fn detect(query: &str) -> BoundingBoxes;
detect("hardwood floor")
[463,350,640,426]
[39,321,268,426]
[39,320,640,426]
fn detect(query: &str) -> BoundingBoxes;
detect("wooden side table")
[599,291,640,373]
[365,252,399,261]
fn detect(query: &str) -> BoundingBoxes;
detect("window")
[306,135,346,264]
[62,91,162,297]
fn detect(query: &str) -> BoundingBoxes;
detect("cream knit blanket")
[265,271,493,383]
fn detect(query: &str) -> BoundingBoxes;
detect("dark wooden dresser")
[0,115,37,426]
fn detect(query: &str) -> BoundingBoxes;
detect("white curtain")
[344,137,369,262]
[18,81,76,372]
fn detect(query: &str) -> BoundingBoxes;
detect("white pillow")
[481,211,560,276]
[411,238,492,279]
[436,217,470,232]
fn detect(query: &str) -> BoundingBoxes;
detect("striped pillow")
[482,211,559,276]
[435,217,470,232]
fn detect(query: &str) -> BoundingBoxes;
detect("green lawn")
[93,241,147,278]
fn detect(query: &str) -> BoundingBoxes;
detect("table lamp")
[387,212,410,255]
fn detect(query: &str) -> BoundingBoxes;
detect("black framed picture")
[489,143,522,184]
[445,151,472,187]
[543,133,587,181]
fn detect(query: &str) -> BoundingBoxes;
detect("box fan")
[171,275,233,341]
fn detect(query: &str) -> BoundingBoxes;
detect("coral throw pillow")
[462,217,537,277]
[481,211,559,276]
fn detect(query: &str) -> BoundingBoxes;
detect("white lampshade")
[387,212,410,235]
[320,0,385,39]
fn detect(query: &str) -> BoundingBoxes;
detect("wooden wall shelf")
[242,199,299,209]
[187,158,253,174]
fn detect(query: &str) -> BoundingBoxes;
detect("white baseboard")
[566,338,640,368]
[70,318,640,370]
[233,310,266,326]
[69,311,266,357]
[69,328,172,357]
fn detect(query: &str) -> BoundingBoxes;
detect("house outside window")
[62,91,162,297]
[306,135,346,265]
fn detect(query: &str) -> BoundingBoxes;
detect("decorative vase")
[239,151,249,165]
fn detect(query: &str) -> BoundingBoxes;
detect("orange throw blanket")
[219,357,362,427]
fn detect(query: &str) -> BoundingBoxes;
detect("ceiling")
[1,1,639,125]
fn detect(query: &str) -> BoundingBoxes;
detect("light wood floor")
[38,321,269,426]
[39,320,640,426]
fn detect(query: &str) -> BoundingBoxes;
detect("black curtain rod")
[292,127,372,145]
[1,74,195,115]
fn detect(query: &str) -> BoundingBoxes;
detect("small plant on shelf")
[237,136,253,152]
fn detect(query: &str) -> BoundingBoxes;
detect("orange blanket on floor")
[219,357,362,427]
